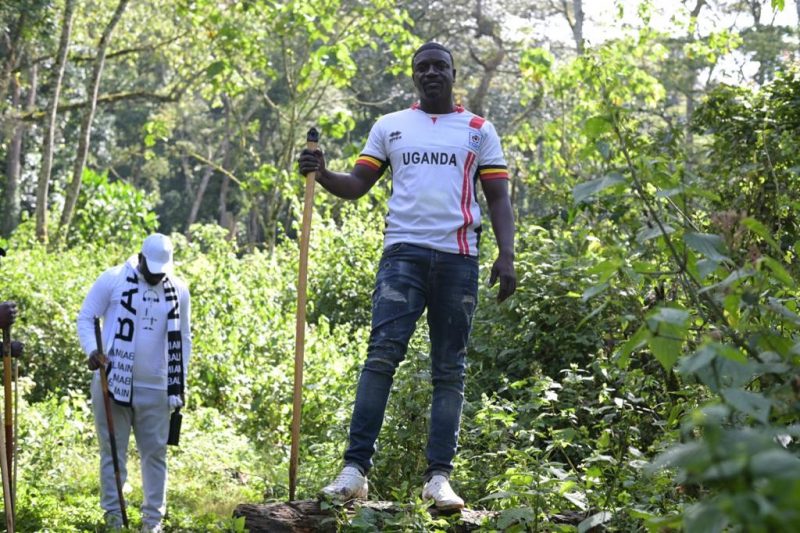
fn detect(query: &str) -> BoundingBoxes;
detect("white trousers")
[91,376,170,526]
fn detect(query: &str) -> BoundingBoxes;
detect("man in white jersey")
[77,233,191,532]
[298,42,516,510]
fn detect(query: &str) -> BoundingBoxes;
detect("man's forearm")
[488,196,515,257]
[315,169,373,200]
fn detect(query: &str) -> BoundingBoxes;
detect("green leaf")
[749,449,800,479]
[581,282,609,302]
[741,217,781,254]
[615,326,650,368]
[707,357,755,390]
[644,514,683,531]
[677,345,716,376]
[583,115,613,137]
[578,512,612,533]
[697,259,721,280]
[206,60,227,79]
[648,442,707,472]
[636,224,675,243]
[771,0,785,10]
[647,307,690,327]
[764,297,800,327]
[587,257,622,281]
[711,342,747,364]
[496,508,536,529]
[573,172,626,204]
[684,232,730,263]
[648,334,681,370]
[596,140,611,160]
[760,256,796,288]
[684,502,726,533]
[700,268,755,294]
[721,388,771,424]
[645,307,689,370]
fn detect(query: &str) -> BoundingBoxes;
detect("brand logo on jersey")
[389,131,402,142]
[401,151,458,166]
[468,129,482,150]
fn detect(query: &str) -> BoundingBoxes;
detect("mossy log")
[232,499,498,532]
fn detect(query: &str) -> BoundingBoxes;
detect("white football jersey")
[356,104,508,256]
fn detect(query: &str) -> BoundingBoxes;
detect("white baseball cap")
[141,233,174,274]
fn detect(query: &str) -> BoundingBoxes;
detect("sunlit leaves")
[572,172,626,204]
[318,109,356,139]
[684,30,742,67]
[519,47,554,104]
[583,115,613,138]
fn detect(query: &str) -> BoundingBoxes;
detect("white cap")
[141,233,174,274]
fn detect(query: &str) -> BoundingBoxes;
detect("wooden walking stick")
[0,326,13,532]
[289,127,319,501]
[12,358,17,508]
[2,323,12,506]
[94,317,129,528]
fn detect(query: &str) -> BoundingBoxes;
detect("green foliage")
[0,242,121,401]
[341,497,452,531]
[306,201,384,331]
[470,221,624,382]
[67,168,159,250]
[12,385,262,532]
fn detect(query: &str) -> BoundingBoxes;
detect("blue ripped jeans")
[344,243,479,477]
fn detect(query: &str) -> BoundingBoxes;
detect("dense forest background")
[1,0,800,531]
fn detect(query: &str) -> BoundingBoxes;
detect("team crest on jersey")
[468,129,482,150]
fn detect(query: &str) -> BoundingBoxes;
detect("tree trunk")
[0,11,26,110]
[232,500,498,532]
[2,65,36,237]
[218,174,231,226]
[186,164,215,230]
[684,0,707,171]
[35,0,76,244]
[558,0,584,55]
[2,78,22,237]
[216,97,234,231]
[469,0,505,117]
[55,0,131,248]
[187,96,233,233]
[572,0,584,54]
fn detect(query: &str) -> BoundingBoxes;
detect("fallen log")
[232,499,498,532]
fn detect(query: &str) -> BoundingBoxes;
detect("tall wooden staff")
[94,317,129,528]
[289,127,319,501]
[0,326,14,532]
[3,323,12,502]
[12,358,17,508]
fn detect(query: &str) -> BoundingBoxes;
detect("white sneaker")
[319,465,368,503]
[422,474,465,510]
[140,522,163,533]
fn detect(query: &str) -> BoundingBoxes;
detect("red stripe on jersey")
[479,171,509,180]
[469,116,485,129]
[356,156,382,171]
[458,151,477,255]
